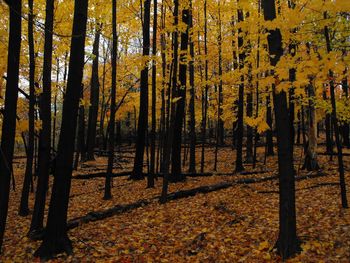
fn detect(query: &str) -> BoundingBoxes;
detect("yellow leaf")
[258,241,269,251]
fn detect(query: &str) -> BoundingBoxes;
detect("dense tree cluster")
[0,0,349,260]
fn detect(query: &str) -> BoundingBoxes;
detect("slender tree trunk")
[86,25,101,161]
[217,2,224,146]
[171,8,189,181]
[341,77,349,147]
[303,82,319,171]
[324,89,333,154]
[246,90,253,163]
[235,6,245,172]
[52,58,59,152]
[19,0,35,217]
[160,0,179,202]
[266,93,274,156]
[263,0,300,259]
[29,0,54,238]
[200,0,209,173]
[104,0,117,200]
[188,0,196,174]
[0,0,22,252]
[99,40,110,153]
[74,87,85,170]
[34,0,88,258]
[324,15,348,208]
[149,0,157,188]
[131,0,151,180]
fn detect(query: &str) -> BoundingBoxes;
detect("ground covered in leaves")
[1,145,350,262]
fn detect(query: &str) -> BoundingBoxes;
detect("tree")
[34,0,88,258]
[29,0,54,239]
[323,11,348,208]
[0,0,22,253]
[131,0,151,180]
[104,0,117,200]
[188,0,196,174]
[19,0,35,217]
[262,0,300,259]
[171,7,190,181]
[235,4,245,172]
[149,0,157,187]
[86,24,102,161]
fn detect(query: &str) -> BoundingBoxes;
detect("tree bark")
[19,0,35,217]
[149,0,157,188]
[235,6,245,172]
[263,0,300,259]
[171,8,189,181]
[29,0,54,238]
[86,25,102,161]
[188,0,196,174]
[131,0,151,180]
[0,0,22,253]
[104,0,117,200]
[34,0,88,258]
[323,13,348,208]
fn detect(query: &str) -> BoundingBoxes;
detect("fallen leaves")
[1,145,350,262]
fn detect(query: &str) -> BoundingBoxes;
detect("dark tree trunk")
[288,38,296,152]
[263,0,300,259]
[341,78,349,147]
[34,0,88,258]
[296,110,301,144]
[104,0,117,200]
[29,0,54,238]
[235,7,244,172]
[74,87,85,170]
[324,16,348,208]
[19,0,35,217]
[131,0,151,180]
[99,40,110,153]
[171,8,189,181]
[217,4,224,146]
[246,91,253,163]
[160,0,179,202]
[303,82,319,171]
[0,0,22,252]
[149,0,157,188]
[266,93,274,156]
[324,90,333,154]
[86,25,102,161]
[52,59,59,152]
[200,0,208,174]
[188,0,196,174]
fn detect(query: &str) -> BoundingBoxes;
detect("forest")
[0,0,350,261]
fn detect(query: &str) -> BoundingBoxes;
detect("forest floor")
[1,144,350,262]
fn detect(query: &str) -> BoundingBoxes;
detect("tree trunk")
[188,0,196,174]
[73,87,85,170]
[200,0,209,174]
[149,0,157,188]
[104,0,117,200]
[263,0,300,259]
[171,8,189,182]
[86,25,101,161]
[324,14,348,208]
[266,93,274,156]
[19,0,35,217]
[29,0,54,238]
[303,82,319,171]
[235,7,245,172]
[131,0,151,180]
[0,0,22,252]
[341,77,349,147]
[34,0,88,258]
